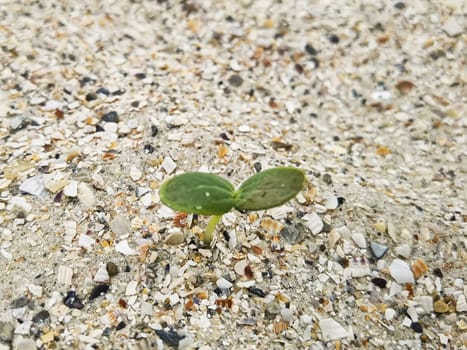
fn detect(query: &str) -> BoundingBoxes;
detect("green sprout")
[159,167,305,243]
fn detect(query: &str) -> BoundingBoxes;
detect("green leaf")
[159,172,236,215]
[234,167,305,211]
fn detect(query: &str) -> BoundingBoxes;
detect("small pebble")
[164,231,184,245]
[63,291,84,309]
[89,284,110,300]
[0,321,14,343]
[248,287,266,297]
[370,241,388,259]
[106,262,119,276]
[265,302,281,320]
[85,92,98,101]
[96,87,110,95]
[102,111,119,122]
[228,74,243,87]
[371,277,387,288]
[155,329,185,348]
[32,310,50,324]
[433,300,449,313]
[411,322,423,333]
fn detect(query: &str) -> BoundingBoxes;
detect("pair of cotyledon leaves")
[159,167,305,216]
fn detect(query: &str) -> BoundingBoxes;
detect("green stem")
[205,215,222,243]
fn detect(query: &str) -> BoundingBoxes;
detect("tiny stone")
[151,124,158,137]
[135,72,146,79]
[32,310,50,324]
[228,74,243,87]
[85,92,98,101]
[248,287,266,297]
[370,241,388,259]
[102,111,119,123]
[164,231,184,245]
[155,329,185,348]
[411,322,423,333]
[89,284,110,300]
[106,262,119,276]
[371,277,387,288]
[433,300,449,313]
[322,173,332,184]
[63,291,84,309]
[305,44,318,55]
[96,87,110,95]
[328,34,339,44]
[433,267,443,278]
[394,2,405,9]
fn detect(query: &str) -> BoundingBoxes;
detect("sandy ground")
[0,0,466,349]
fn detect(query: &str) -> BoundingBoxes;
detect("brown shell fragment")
[412,258,428,279]
[395,80,415,94]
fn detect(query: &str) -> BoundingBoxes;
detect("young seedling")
[159,167,305,243]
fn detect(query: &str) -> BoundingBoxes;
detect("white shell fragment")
[94,264,110,283]
[343,257,371,279]
[129,166,142,181]
[351,233,367,249]
[324,193,339,210]
[19,175,45,197]
[161,156,177,174]
[109,216,130,236]
[303,213,323,235]
[319,318,348,341]
[389,259,415,284]
[63,181,78,197]
[77,182,96,208]
[395,244,411,258]
[216,278,233,290]
[57,265,73,286]
[78,234,95,249]
[115,240,137,256]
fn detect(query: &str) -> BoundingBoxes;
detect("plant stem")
[205,215,222,243]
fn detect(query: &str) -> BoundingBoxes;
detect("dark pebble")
[228,74,243,87]
[253,162,262,173]
[63,291,84,309]
[280,221,309,244]
[322,173,332,185]
[248,287,266,298]
[370,241,388,259]
[328,34,340,44]
[394,2,406,9]
[80,76,96,87]
[337,197,346,206]
[96,87,110,95]
[32,310,50,324]
[429,50,445,60]
[106,262,119,277]
[135,73,146,80]
[85,92,98,102]
[111,89,126,96]
[95,124,105,132]
[102,111,119,123]
[116,321,126,330]
[433,268,443,278]
[144,144,155,154]
[219,132,230,141]
[271,141,293,151]
[89,284,110,300]
[371,277,387,288]
[305,44,318,56]
[151,124,158,137]
[11,296,29,308]
[155,329,185,347]
[411,322,423,333]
